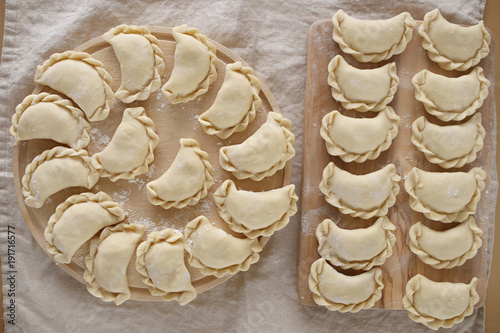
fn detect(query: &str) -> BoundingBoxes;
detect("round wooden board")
[12,26,292,301]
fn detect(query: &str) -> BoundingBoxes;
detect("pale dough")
[411,113,485,169]
[44,192,125,264]
[103,25,166,103]
[91,107,159,181]
[409,217,482,269]
[327,55,399,112]
[34,50,115,121]
[412,67,490,121]
[84,223,145,306]
[21,146,99,208]
[184,216,262,278]
[316,216,396,271]
[10,93,90,150]
[309,258,383,312]
[219,111,295,181]
[404,167,486,223]
[332,10,415,62]
[161,25,218,104]
[213,179,298,238]
[136,229,196,305]
[403,274,479,330]
[320,106,400,163]
[319,162,401,219]
[419,9,491,71]
[199,62,262,139]
[146,138,213,209]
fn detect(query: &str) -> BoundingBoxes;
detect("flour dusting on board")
[89,127,110,151]
[397,67,414,91]
[113,188,131,205]
[301,205,332,236]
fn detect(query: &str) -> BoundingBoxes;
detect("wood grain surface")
[11,27,292,302]
[298,19,495,310]
[483,1,500,331]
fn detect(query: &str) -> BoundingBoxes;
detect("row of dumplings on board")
[324,57,488,167]
[10,24,298,305]
[403,10,489,331]
[410,9,488,331]
[308,8,407,318]
[308,9,490,331]
[331,8,490,70]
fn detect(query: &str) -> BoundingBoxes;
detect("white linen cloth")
[0,1,493,332]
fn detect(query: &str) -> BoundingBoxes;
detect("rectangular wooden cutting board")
[297,19,496,309]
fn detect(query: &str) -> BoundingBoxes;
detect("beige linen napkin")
[0,1,493,332]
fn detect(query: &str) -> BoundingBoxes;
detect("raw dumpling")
[136,229,196,305]
[91,107,159,181]
[10,93,90,150]
[320,106,400,163]
[316,217,396,271]
[412,67,490,122]
[84,223,145,306]
[411,114,485,169]
[308,258,383,312]
[409,217,483,269]
[319,162,400,219]
[103,25,166,103]
[198,62,262,139]
[213,179,298,238]
[184,216,262,278]
[22,146,99,208]
[403,275,479,330]
[404,167,486,223]
[419,9,491,71]
[146,138,213,209]
[44,192,125,264]
[332,10,415,63]
[327,55,399,112]
[219,112,295,181]
[34,50,115,121]
[161,25,218,104]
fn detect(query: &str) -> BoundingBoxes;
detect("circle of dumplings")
[13,25,296,304]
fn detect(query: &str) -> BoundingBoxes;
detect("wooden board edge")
[297,19,330,306]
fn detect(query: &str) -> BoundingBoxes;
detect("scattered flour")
[300,205,333,236]
[128,177,148,194]
[112,188,131,206]
[89,127,110,151]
